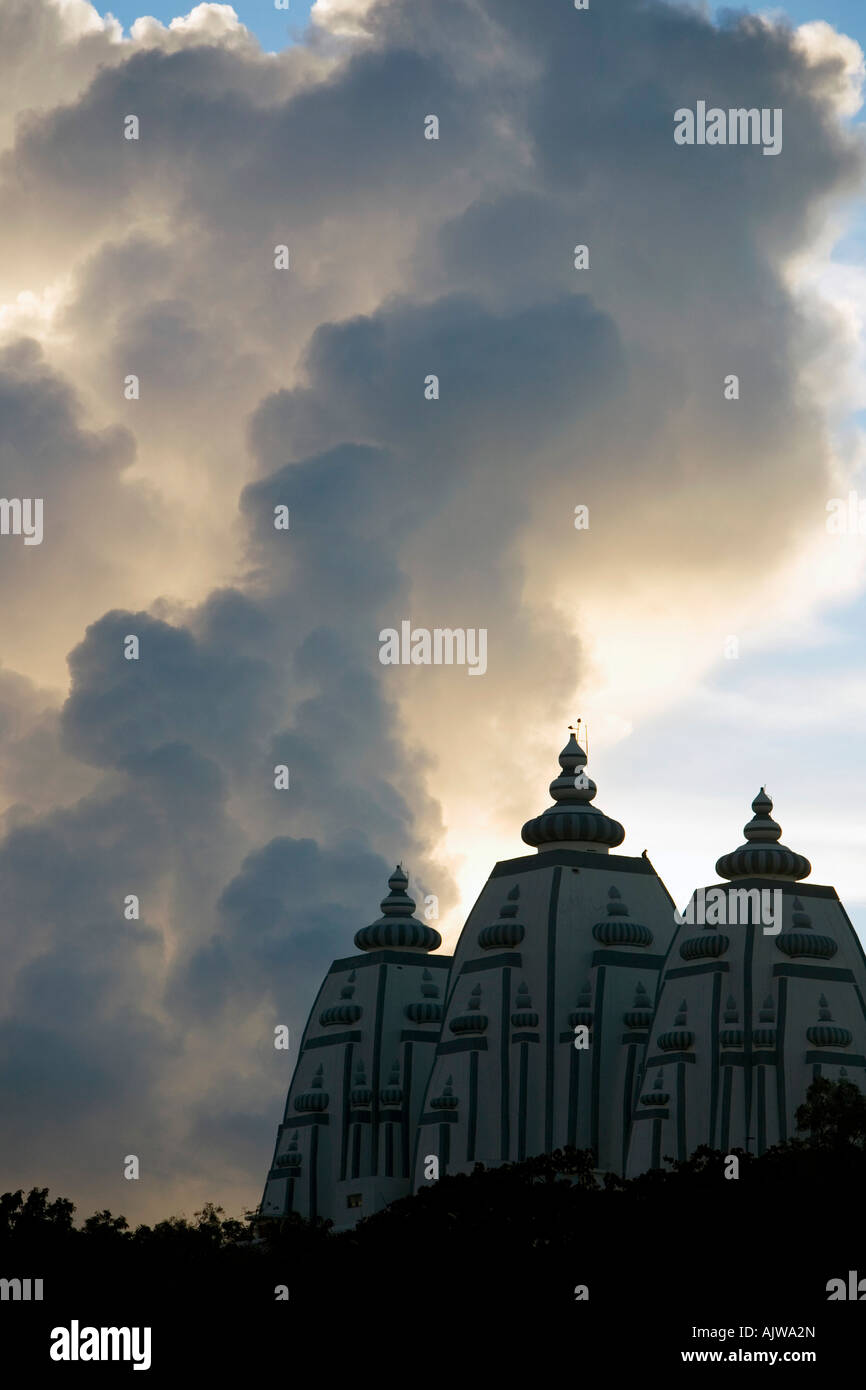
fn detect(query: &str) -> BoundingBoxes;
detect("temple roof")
[715,788,811,882]
[354,865,442,952]
[521,729,625,852]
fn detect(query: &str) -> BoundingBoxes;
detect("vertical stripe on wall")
[385,1123,394,1177]
[757,1066,766,1155]
[676,1062,686,1162]
[310,1125,319,1222]
[441,1122,450,1172]
[352,1124,361,1180]
[776,977,788,1144]
[402,1041,413,1177]
[286,1178,294,1215]
[591,966,606,1161]
[622,1044,636,1175]
[709,971,721,1147]
[721,1067,732,1152]
[545,867,563,1154]
[743,921,754,1154]
[501,967,511,1160]
[568,1041,580,1148]
[340,1042,354,1181]
[651,1118,661,1171]
[468,1050,479,1162]
[371,964,388,1174]
[518,1041,529,1160]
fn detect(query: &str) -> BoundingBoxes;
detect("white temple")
[626,788,866,1173]
[261,733,866,1229]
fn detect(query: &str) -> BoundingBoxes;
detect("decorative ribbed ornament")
[641,1070,670,1106]
[680,932,729,960]
[806,995,851,1048]
[658,1001,694,1051]
[276,1131,302,1169]
[521,730,625,851]
[354,865,442,952]
[405,999,443,1024]
[511,982,539,1028]
[569,979,593,1029]
[623,981,654,1029]
[295,1064,329,1112]
[450,982,488,1034]
[592,887,654,947]
[380,1059,403,1107]
[320,1003,363,1027]
[715,789,811,881]
[431,1075,458,1110]
[406,966,443,1022]
[350,1060,373,1107]
[478,884,526,950]
[775,933,837,960]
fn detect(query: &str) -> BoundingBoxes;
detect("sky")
[1,0,866,1224]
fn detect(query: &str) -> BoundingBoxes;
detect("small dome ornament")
[720,995,742,1046]
[380,1059,403,1107]
[350,1061,373,1107]
[569,979,593,1029]
[623,982,654,1030]
[511,982,539,1028]
[276,1131,302,1170]
[320,1002,363,1027]
[354,865,442,952]
[295,1064,329,1112]
[406,967,443,1023]
[641,1069,670,1107]
[450,982,489,1034]
[592,887,654,947]
[715,788,811,882]
[478,884,526,950]
[680,933,729,961]
[521,728,625,853]
[658,1000,695,1052]
[431,1075,458,1110]
[753,1000,777,1045]
[806,995,852,1049]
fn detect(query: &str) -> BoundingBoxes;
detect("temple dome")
[521,729,625,852]
[715,789,811,881]
[354,865,442,952]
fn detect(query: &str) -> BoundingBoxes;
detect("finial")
[521,728,624,852]
[715,789,811,882]
[354,864,442,952]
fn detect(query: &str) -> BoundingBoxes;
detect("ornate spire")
[354,865,442,952]
[715,788,811,882]
[521,730,625,852]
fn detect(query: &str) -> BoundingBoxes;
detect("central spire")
[521,729,625,853]
[715,788,811,881]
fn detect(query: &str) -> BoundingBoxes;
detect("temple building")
[260,736,866,1228]
[259,866,451,1228]
[411,730,679,1186]
[626,789,866,1174]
